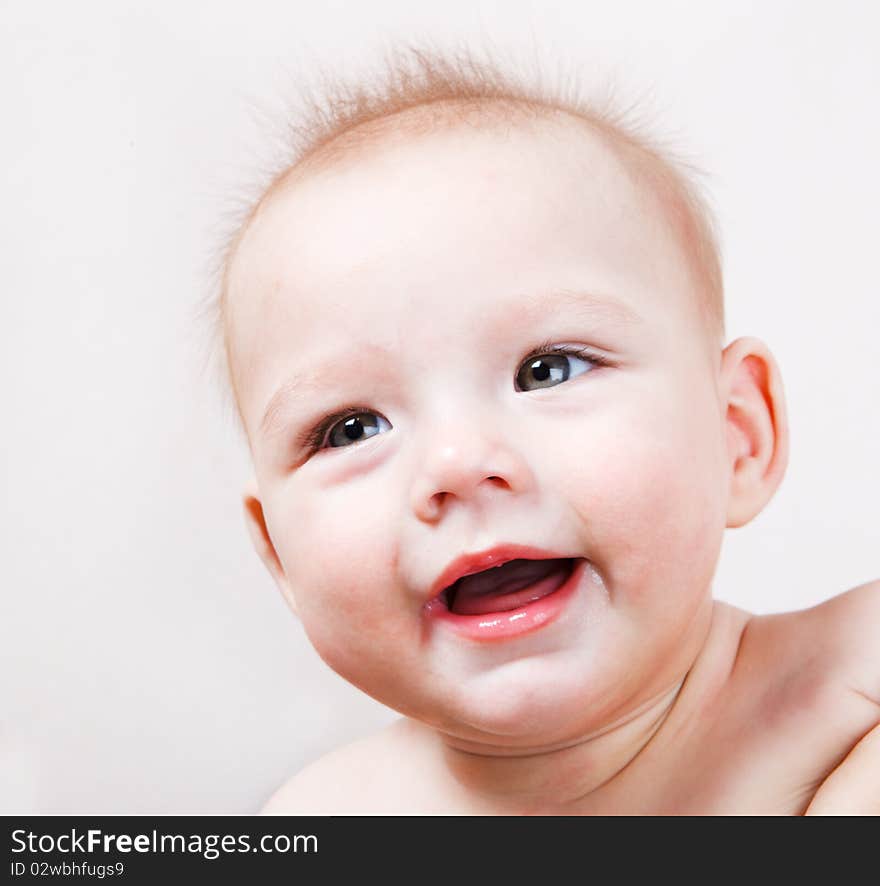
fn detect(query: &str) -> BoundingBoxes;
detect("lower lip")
[423,558,587,642]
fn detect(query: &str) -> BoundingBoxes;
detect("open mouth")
[439,557,577,616]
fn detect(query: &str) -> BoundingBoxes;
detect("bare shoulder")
[260,718,433,814]
[796,577,880,702]
[658,592,880,813]
[740,578,880,711]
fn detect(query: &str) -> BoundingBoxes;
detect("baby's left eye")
[323,412,392,450]
[515,346,606,392]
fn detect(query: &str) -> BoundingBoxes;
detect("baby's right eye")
[307,410,392,452]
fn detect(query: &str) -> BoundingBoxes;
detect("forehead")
[227,113,702,430]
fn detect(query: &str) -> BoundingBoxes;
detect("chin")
[439,669,600,746]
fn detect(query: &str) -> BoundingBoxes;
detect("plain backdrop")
[2,0,877,813]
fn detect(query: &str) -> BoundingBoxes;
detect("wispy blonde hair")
[194,38,724,441]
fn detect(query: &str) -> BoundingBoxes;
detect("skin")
[227,111,880,814]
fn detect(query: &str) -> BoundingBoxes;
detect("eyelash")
[298,341,611,454]
[299,403,378,454]
[522,340,611,374]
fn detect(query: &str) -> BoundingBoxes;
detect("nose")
[409,420,534,523]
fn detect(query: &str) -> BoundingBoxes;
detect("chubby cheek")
[271,484,408,679]
[564,385,727,612]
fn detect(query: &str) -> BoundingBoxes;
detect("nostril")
[419,476,509,522]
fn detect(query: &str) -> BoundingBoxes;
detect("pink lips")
[423,545,586,642]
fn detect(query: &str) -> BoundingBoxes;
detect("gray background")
[2,0,877,813]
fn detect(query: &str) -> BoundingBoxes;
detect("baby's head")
[207,46,788,747]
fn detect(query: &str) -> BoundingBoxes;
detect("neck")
[437,681,683,813]
[430,601,747,814]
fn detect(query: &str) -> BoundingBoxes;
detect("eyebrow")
[258,287,641,440]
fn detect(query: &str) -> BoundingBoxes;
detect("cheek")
[564,387,726,601]
[269,483,402,661]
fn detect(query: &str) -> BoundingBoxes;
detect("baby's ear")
[720,337,790,528]
[242,479,298,618]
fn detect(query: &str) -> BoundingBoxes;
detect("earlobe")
[721,337,790,528]
[242,480,298,617]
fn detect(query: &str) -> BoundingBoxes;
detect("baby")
[205,46,879,814]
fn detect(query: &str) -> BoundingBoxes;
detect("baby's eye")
[318,411,392,451]
[515,345,607,392]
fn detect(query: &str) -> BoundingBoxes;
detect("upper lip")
[427,544,577,602]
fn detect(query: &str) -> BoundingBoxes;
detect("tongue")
[450,558,574,616]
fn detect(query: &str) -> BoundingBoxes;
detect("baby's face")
[229,115,731,745]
